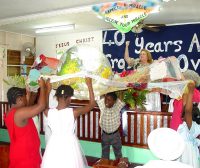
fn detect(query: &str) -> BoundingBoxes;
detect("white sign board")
[36,30,102,59]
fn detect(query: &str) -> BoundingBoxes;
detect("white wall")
[0,31,35,101]
[0,31,35,50]
[0,45,7,101]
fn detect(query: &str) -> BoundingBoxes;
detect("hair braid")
[7,87,26,106]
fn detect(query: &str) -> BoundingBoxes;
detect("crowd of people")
[3,43,200,168]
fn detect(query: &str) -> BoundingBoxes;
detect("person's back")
[47,108,75,136]
[42,108,86,168]
[42,77,95,168]
[5,108,41,168]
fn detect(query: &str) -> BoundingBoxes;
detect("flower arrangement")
[113,68,149,84]
[123,83,149,111]
[113,70,150,110]
[123,88,149,110]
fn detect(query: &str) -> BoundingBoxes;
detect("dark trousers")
[101,130,122,159]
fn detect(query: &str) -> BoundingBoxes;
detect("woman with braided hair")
[4,78,48,168]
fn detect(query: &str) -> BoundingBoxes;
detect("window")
[7,50,34,76]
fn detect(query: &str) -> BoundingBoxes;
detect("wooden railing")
[0,102,172,148]
[0,102,10,129]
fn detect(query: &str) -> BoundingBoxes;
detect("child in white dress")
[41,78,95,168]
[177,82,200,168]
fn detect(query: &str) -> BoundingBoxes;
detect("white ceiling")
[0,0,200,36]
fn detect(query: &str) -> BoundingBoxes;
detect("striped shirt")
[97,98,125,134]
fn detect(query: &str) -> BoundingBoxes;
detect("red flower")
[119,71,127,77]
[132,92,138,97]
[39,54,46,62]
[127,83,133,87]
[120,70,135,77]
[127,83,147,90]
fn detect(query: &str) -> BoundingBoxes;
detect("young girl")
[4,78,47,168]
[177,82,200,168]
[41,77,95,168]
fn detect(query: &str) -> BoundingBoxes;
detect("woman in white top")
[124,41,161,112]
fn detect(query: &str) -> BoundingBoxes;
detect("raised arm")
[73,77,95,119]
[44,78,52,117]
[15,78,46,126]
[184,82,195,129]
[124,41,134,67]
[26,89,38,106]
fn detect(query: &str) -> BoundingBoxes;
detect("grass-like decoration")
[3,75,26,88]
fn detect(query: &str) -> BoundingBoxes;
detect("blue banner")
[103,24,200,75]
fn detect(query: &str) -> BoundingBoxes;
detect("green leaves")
[123,88,149,110]
[3,75,26,88]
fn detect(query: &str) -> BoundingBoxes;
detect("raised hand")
[187,81,195,93]
[73,77,95,119]
[126,41,130,47]
[38,77,45,88]
[85,77,92,87]
[46,78,52,93]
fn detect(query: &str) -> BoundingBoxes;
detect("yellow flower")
[101,67,112,79]
[62,59,80,74]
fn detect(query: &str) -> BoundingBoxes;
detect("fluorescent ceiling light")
[35,24,75,33]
